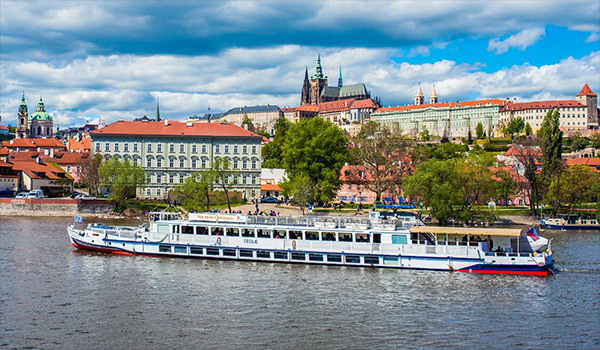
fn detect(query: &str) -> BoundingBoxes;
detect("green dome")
[29,111,52,120]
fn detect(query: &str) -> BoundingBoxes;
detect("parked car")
[26,190,44,199]
[15,192,28,199]
[70,192,82,199]
[261,196,280,204]
[78,195,96,200]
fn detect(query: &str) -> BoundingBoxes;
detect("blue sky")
[0,0,599,127]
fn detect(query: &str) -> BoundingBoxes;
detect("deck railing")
[245,215,414,231]
[87,225,141,239]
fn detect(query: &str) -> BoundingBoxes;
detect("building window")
[234,145,238,154]
[180,144,184,153]
[180,159,185,168]
[252,160,257,169]
[233,159,239,169]
[105,143,110,151]
[252,145,257,154]
[66,165,71,173]
[243,145,248,154]
[147,158,152,167]
[124,143,129,152]
[179,175,185,183]
[157,144,162,153]
[147,174,151,183]
[169,174,174,183]
[242,175,246,184]
[252,176,257,184]
[147,144,152,153]
[215,145,220,153]
[201,159,207,168]
[157,188,161,196]
[95,143,100,151]
[242,159,248,169]
[146,188,151,196]
[192,145,197,153]
[168,144,175,153]
[169,159,174,167]
[133,143,138,152]
[202,145,207,153]
[191,159,197,168]
[157,158,162,167]
[157,174,162,183]
[224,145,229,153]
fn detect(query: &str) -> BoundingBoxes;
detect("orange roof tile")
[261,184,282,191]
[296,104,319,112]
[92,120,262,139]
[1,138,66,149]
[566,158,600,171]
[0,125,8,130]
[350,99,376,109]
[10,161,71,180]
[318,98,356,114]
[374,99,510,114]
[67,138,91,152]
[501,100,585,111]
[576,83,597,97]
[8,151,89,164]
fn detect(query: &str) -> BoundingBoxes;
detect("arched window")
[38,127,41,135]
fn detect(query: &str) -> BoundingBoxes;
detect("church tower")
[17,92,29,139]
[430,85,438,104]
[414,84,424,105]
[576,83,598,125]
[309,54,328,105]
[300,67,310,105]
[28,94,53,138]
[338,65,343,88]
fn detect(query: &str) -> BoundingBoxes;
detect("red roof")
[67,138,91,152]
[10,161,71,180]
[318,98,356,114]
[350,99,377,109]
[92,120,263,139]
[1,138,66,149]
[576,83,596,97]
[296,104,318,112]
[281,107,296,112]
[501,100,585,112]
[0,147,9,156]
[0,126,8,130]
[374,99,509,114]
[261,184,282,191]
[8,151,89,165]
[566,157,600,172]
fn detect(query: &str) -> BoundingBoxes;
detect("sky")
[0,0,599,128]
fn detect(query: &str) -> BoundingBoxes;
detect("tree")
[590,132,600,149]
[548,165,600,210]
[241,114,255,132]
[511,139,543,216]
[98,157,146,212]
[503,117,525,139]
[494,169,519,206]
[350,121,413,203]
[212,157,236,213]
[281,117,349,202]
[419,125,430,141]
[475,122,484,139]
[569,132,590,152]
[173,171,214,212]
[262,117,292,168]
[78,153,103,195]
[467,129,473,145]
[431,142,468,160]
[283,173,315,215]
[525,122,533,135]
[537,108,564,212]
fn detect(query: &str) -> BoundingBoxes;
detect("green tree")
[281,117,349,202]
[569,132,590,152]
[467,129,473,145]
[548,165,600,209]
[475,122,484,139]
[78,153,103,195]
[503,117,525,139]
[173,171,214,211]
[262,117,292,168]
[350,121,413,203]
[537,108,564,212]
[212,157,237,212]
[511,139,544,216]
[283,173,315,215]
[431,142,468,160]
[98,157,146,212]
[494,169,519,206]
[590,132,600,149]
[525,122,533,135]
[419,125,430,141]
[241,114,255,132]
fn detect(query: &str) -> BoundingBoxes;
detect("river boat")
[540,209,600,230]
[67,211,554,275]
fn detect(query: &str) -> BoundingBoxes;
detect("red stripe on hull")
[457,269,549,276]
[71,240,139,256]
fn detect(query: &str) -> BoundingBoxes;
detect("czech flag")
[526,226,539,241]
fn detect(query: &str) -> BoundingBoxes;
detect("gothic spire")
[304,66,309,81]
[312,53,326,80]
[338,65,343,88]
[156,98,161,121]
[430,84,438,104]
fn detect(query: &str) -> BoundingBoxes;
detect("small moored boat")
[67,211,554,275]
[541,209,600,230]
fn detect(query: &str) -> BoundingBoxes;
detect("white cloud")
[585,32,600,43]
[488,28,546,54]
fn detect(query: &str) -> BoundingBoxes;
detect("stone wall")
[0,198,113,217]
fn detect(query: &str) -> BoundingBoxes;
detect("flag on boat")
[74,215,83,223]
[526,226,539,241]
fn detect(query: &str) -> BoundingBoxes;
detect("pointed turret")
[156,98,161,121]
[577,83,597,97]
[301,66,310,105]
[19,92,27,111]
[338,65,343,88]
[430,85,438,104]
[36,94,45,112]
[414,84,424,105]
[311,53,327,80]
[576,83,598,125]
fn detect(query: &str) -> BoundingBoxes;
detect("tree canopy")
[262,117,292,168]
[77,153,102,195]
[503,117,525,138]
[98,157,146,212]
[548,165,600,209]
[475,122,484,139]
[173,171,214,212]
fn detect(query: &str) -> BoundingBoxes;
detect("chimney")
[187,122,193,127]
[164,119,169,126]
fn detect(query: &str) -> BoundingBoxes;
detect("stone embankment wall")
[0,198,113,217]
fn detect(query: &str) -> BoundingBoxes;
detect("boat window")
[211,227,223,236]
[289,231,302,239]
[190,247,203,254]
[257,230,271,238]
[356,234,370,243]
[364,256,379,264]
[392,235,407,244]
[239,249,253,258]
[345,255,360,263]
[223,249,236,257]
[291,252,305,260]
[172,225,180,234]
[206,248,220,255]
[174,246,187,254]
[181,226,194,234]
[274,230,286,239]
[273,252,288,259]
[226,228,238,237]
[243,228,255,237]
[256,251,271,258]
[159,245,171,253]
[321,232,336,241]
[327,254,342,262]
[306,231,319,240]
[339,234,352,242]
[309,253,323,261]
[157,224,170,233]
[373,234,381,244]
[196,226,209,235]
[383,257,398,265]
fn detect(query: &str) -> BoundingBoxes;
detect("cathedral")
[16,93,54,139]
[300,54,378,106]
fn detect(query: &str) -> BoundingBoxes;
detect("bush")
[482,142,510,152]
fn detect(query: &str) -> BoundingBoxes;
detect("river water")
[0,217,598,350]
